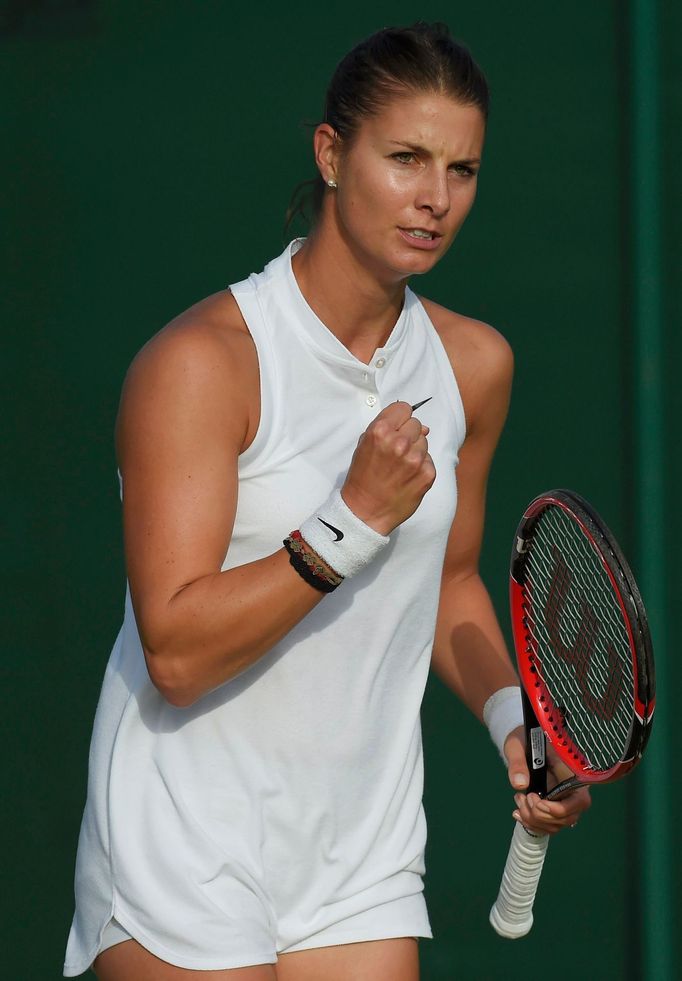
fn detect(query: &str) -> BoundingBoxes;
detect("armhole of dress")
[410,293,467,451]
[228,282,282,475]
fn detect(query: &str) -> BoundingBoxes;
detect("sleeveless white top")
[63,240,466,975]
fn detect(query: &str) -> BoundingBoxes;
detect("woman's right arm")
[116,295,432,707]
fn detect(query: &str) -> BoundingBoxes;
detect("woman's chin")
[391,250,441,278]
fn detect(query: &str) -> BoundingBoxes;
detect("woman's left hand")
[503,726,592,835]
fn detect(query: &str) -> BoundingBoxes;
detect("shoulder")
[117,288,259,453]
[418,296,513,387]
[125,289,255,386]
[417,295,513,437]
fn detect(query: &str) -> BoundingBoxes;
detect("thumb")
[503,726,529,790]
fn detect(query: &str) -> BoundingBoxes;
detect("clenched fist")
[341,401,435,535]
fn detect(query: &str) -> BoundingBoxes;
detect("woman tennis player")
[64,22,590,980]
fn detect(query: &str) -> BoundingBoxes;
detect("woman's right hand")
[341,401,435,536]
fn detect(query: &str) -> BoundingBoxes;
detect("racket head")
[510,489,655,784]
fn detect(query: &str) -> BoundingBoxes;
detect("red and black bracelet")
[283,530,344,593]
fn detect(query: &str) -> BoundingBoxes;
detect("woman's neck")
[291,221,407,364]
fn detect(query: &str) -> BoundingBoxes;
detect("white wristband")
[299,488,389,579]
[483,686,524,762]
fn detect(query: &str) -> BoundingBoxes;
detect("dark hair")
[285,22,489,233]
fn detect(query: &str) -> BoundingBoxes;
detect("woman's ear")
[313,123,340,186]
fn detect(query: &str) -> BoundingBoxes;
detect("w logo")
[544,548,623,721]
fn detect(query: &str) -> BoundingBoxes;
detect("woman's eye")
[450,164,476,177]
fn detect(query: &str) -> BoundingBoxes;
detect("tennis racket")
[489,489,655,939]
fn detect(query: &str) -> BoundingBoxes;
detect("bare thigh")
[93,939,277,981]
[276,938,419,981]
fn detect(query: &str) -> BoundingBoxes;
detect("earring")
[327,178,337,189]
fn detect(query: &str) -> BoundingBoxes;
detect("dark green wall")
[3,2,678,978]
[659,0,681,964]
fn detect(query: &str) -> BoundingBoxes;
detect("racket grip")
[489,821,549,939]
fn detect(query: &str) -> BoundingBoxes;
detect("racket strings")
[524,507,635,772]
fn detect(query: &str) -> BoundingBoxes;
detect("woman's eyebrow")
[387,139,429,153]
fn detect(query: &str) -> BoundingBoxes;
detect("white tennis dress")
[63,240,466,975]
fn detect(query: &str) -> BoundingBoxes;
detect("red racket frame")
[510,490,655,784]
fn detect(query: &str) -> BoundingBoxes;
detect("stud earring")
[327,178,337,189]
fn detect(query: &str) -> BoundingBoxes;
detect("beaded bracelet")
[283,531,344,593]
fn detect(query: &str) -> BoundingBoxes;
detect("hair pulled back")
[286,22,489,232]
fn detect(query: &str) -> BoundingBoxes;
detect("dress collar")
[277,238,413,368]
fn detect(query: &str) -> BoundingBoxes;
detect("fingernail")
[512,773,527,788]
[512,810,521,821]
[514,794,522,807]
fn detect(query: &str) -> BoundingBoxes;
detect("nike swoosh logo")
[318,517,344,541]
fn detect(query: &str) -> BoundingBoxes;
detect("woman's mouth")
[398,227,443,250]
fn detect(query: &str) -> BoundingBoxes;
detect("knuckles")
[421,457,436,487]
[367,419,390,443]
[392,436,411,458]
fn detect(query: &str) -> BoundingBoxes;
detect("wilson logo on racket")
[545,548,624,721]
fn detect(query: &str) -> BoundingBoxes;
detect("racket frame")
[490,488,656,939]
[511,489,655,785]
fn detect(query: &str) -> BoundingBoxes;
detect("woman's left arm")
[424,301,591,834]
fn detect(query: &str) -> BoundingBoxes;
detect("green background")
[2,1,679,978]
